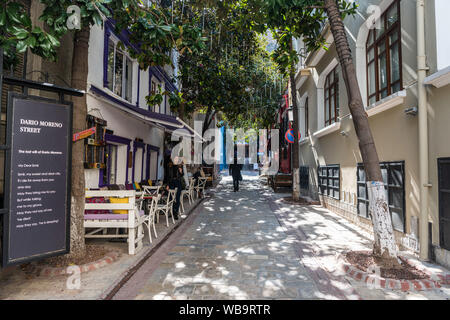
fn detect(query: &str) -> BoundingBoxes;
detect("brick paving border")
[38,250,121,277]
[336,253,445,292]
[401,257,450,286]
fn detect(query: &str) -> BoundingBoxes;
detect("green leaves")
[0,1,63,68]
[0,8,7,27]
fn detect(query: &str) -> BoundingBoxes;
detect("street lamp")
[287,106,294,123]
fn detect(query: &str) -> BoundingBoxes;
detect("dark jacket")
[229,163,243,179]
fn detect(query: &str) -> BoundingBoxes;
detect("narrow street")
[110,173,450,300]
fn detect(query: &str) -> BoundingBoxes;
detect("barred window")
[318,165,340,200]
[300,166,309,191]
[357,161,405,232]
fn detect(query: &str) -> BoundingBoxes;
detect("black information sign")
[2,94,72,266]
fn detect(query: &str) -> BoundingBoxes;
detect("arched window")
[106,36,134,103]
[324,66,339,126]
[366,0,402,105]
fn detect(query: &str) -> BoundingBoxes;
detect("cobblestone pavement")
[127,174,321,300]
[123,172,450,300]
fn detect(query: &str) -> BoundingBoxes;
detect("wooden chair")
[195,177,208,199]
[142,185,161,196]
[156,188,177,227]
[142,194,160,244]
[180,178,195,213]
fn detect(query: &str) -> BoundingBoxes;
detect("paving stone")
[120,174,450,300]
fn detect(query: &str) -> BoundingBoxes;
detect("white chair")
[142,194,160,244]
[143,185,161,197]
[156,188,177,227]
[180,178,195,213]
[195,177,208,199]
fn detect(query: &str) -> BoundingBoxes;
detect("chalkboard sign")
[2,94,72,266]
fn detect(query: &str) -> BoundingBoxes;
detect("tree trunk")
[324,0,399,266]
[68,26,90,259]
[290,41,300,201]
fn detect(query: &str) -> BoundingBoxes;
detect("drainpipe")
[417,0,430,261]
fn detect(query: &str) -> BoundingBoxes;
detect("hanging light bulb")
[202,8,205,31]
[181,0,185,20]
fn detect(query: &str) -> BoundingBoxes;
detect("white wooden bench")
[84,190,145,255]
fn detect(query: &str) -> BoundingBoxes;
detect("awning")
[89,85,203,140]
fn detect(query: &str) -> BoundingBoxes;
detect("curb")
[101,195,209,300]
[337,254,444,292]
[38,251,121,277]
[403,257,450,285]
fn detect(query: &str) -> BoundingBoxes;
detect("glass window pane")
[114,51,124,97]
[331,102,335,123]
[389,31,398,45]
[381,89,388,99]
[389,165,403,186]
[358,202,368,218]
[358,184,367,200]
[390,188,404,209]
[392,82,401,93]
[387,3,398,28]
[367,30,374,46]
[368,62,376,96]
[441,221,450,249]
[358,167,366,182]
[391,208,404,232]
[369,96,377,105]
[376,15,385,39]
[378,51,387,90]
[440,193,450,220]
[368,48,375,61]
[336,83,340,113]
[107,42,115,92]
[334,179,339,188]
[125,57,133,102]
[390,41,400,84]
[381,167,388,185]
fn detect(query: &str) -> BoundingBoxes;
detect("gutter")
[417,0,430,261]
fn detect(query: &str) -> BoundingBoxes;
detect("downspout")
[417,0,430,261]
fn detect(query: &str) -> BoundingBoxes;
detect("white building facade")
[84,19,192,189]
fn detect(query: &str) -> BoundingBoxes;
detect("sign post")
[2,94,72,266]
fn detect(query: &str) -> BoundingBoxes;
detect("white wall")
[435,0,450,70]
[84,23,175,188]
[84,94,165,188]
[134,148,143,182]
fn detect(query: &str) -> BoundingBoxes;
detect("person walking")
[167,161,185,220]
[229,160,243,192]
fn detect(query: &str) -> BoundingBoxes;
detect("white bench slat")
[85,203,135,210]
[84,189,143,255]
[86,190,136,197]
